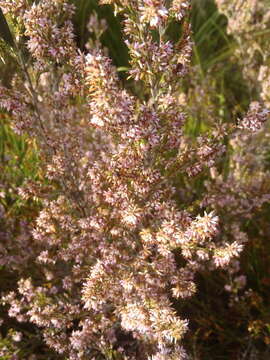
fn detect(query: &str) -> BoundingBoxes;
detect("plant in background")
[215,0,270,106]
[0,0,269,359]
[173,2,270,357]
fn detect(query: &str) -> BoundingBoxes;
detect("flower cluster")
[24,0,76,65]
[0,0,27,16]
[238,102,270,132]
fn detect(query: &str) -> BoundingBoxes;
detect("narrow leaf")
[0,8,14,47]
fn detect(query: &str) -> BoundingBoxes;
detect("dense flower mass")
[0,0,269,359]
[24,0,76,64]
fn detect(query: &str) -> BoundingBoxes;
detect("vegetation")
[0,0,269,359]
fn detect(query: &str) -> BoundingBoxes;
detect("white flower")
[90,115,104,127]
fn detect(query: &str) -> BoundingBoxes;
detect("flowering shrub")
[0,0,269,359]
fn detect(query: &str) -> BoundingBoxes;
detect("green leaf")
[0,9,14,47]
[117,66,129,72]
